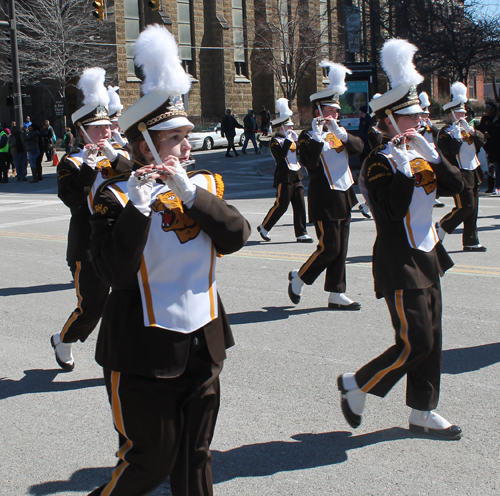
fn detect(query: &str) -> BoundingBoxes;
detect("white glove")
[166,162,197,207]
[285,129,298,142]
[101,140,119,162]
[325,119,348,142]
[459,118,474,134]
[127,173,154,216]
[82,146,98,169]
[388,141,412,178]
[112,129,127,147]
[311,118,324,141]
[409,133,441,164]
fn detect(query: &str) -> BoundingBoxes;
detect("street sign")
[54,100,65,116]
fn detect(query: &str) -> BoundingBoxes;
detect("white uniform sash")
[276,137,300,171]
[380,146,439,252]
[308,131,354,191]
[447,123,479,171]
[106,173,219,333]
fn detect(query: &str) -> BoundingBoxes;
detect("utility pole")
[8,0,23,127]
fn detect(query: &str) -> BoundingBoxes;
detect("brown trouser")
[298,217,351,293]
[262,181,307,238]
[60,260,109,343]
[89,347,222,496]
[355,281,442,411]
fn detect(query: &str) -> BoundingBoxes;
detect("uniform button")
[193,337,199,346]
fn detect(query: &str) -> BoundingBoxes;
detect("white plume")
[380,39,423,89]
[419,91,431,109]
[107,86,123,114]
[450,82,468,103]
[276,98,293,118]
[134,24,191,96]
[77,67,109,107]
[319,61,352,95]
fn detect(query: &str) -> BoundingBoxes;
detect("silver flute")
[136,158,196,185]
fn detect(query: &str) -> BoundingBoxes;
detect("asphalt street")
[1,147,499,496]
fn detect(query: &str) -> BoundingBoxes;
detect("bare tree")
[387,0,500,83]
[252,0,337,105]
[0,0,116,102]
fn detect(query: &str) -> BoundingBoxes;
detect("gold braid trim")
[214,173,224,199]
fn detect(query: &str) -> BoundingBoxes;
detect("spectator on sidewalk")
[42,120,55,162]
[63,127,75,154]
[9,124,28,181]
[241,109,260,154]
[25,124,41,183]
[0,125,9,183]
[220,109,243,158]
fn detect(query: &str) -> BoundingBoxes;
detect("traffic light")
[148,0,159,10]
[92,0,105,20]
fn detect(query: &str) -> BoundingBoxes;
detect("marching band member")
[86,25,250,496]
[257,98,312,243]
[338,39,463,440]
[288,61,363,310]
[51,68,133,371]
[107,85,130,148]
[419,91,445,207]
[436,82,486,251]
[418,91,439,143]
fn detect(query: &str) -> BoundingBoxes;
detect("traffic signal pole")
[8,0,23,127]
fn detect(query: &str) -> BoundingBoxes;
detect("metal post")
[8,0,23,127]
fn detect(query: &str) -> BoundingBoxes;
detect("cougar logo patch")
[460,131,474,145]
[151,192,200,244]
[325,133,344,153]
[410,158,436,195]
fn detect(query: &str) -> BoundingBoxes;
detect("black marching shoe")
[51,333,75,371]
[337,375,363,429]
[409,410,462,440]
[257,225,271,242]
[288,271,301,304]
[463,245,487,252]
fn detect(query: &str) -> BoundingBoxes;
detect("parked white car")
[188,123,245,151]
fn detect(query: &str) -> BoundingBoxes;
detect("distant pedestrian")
[476,101,497,193]
[241,109,260,154]
[259,105,271,134]
[24,124,41,183]
[9,124,28,181]
[0,126,9,183]
[358,105,373,163]
[220,108,243,157]
[23,115,32,130]
[42,120,55,161]
[62,127,75,154]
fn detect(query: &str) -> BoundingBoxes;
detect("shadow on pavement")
[28,467,114,495]
[0,369,103,401]
[0,282,73,297]
[29,428,415,494]
[442,342,500,374]
[228,305,331,325]
[212,428,417,483]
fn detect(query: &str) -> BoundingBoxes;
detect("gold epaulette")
[188,169,225,199]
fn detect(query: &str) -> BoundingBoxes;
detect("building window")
[177,0,194,75]
[232,0,247,78]
[124,0,140,78]
[468,76,477,100]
